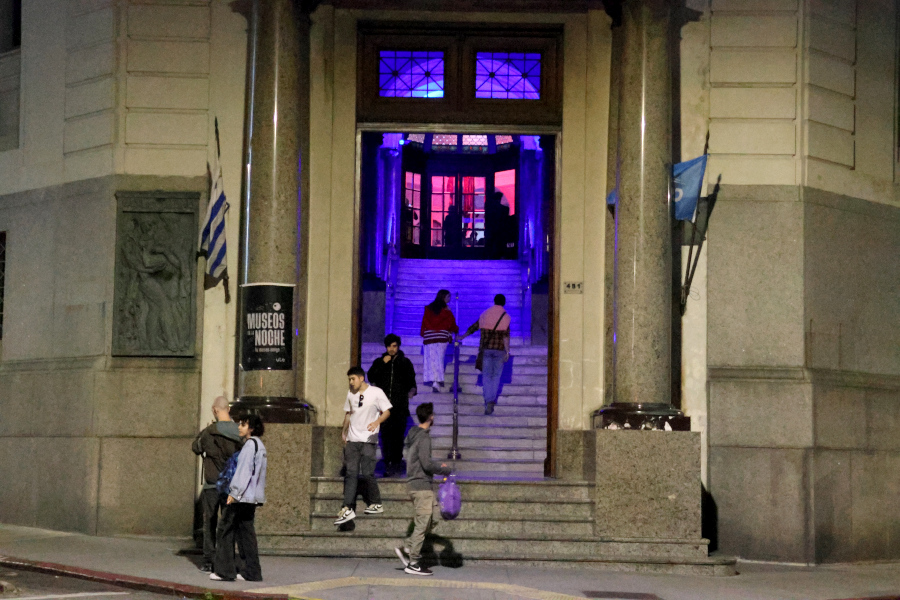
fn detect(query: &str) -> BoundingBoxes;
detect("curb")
[0,555,292,600]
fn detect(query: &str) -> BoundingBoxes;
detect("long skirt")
[422,342,448,384]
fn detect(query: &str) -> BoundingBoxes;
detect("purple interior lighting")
[475,52,541,100]
[379,51,445,98]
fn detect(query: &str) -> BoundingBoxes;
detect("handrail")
[448,334,462,460]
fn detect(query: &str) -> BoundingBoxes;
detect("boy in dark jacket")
[367,334,417,477]
[192,396,243,572]
[395,402,452,576]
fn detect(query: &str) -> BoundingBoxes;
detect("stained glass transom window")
[379,51,445,98]
[475,52,541,100]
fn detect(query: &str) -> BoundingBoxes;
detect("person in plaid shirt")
[461,294,510,414]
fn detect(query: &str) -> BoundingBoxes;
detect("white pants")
[423,342,448,384]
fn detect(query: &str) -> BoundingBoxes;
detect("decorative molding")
[709,366,900,391]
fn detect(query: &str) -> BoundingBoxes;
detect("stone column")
[597,0,688,430]
[233,0,311,423]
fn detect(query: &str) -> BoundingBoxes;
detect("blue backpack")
[216,439,257,496]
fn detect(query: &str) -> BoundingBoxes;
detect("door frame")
[353,123,561,478]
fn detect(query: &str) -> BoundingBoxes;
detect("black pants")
[200,488,224,564]
[214,503,261,581]
[342,442,381,509]
[380,412,409,472]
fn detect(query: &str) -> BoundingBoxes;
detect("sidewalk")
[1,524,899,600]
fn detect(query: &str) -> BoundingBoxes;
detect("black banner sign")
[241,284,293,371]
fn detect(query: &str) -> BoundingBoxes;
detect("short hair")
[212,396,229,411]
[239,413,265,437]
[494,294,506,306]
[384,333,401,347]
[416,402,434,424]
[347,366,365,378]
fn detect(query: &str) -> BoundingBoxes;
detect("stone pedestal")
[256,423,312,534]
[595,430,701,539]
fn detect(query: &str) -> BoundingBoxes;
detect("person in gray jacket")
[191,396,242,572]
[395,402,452,576]
[211,414,267,582]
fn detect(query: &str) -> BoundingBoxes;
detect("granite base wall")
[708,185,900,563]
[0,176,206,537]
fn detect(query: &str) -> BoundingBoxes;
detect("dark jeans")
[214,503,262,581]
[342,441,381,509]
[200,487,224,564]
[380,412,409,471]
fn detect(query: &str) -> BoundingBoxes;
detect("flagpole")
[215,118,230,304]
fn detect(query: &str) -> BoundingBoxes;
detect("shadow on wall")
[702,484,718,553]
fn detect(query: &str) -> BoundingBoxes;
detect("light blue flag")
[673,154,708,222]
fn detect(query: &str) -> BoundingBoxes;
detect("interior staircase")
[374,257,546,478]
[388,258,529,340]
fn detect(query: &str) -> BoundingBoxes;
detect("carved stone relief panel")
[112,192,199,357]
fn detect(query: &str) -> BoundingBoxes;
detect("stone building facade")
[0,0,897,564]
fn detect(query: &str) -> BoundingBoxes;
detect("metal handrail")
[448,334,462,460]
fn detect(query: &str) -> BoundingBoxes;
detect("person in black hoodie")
[367,333,417,477]
[192,396,243,572]
[394,402,452,576]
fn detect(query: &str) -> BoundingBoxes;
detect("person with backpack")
[460,294,511,415]
[210,414,267,582]
[394,402,452,576]
[191,396,242,573]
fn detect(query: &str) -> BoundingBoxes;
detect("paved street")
[1,525,899,600]
[0,567,175,600]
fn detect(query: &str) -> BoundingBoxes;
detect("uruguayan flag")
[673,154,708,222]
[199,153,228,288]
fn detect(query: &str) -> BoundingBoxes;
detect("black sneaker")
[404,562,433,576]
[198,562,213,573]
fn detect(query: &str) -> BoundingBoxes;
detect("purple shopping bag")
[437,477,461,520]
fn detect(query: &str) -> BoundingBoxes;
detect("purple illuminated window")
[475,52,541,100]
[379,51,445,98]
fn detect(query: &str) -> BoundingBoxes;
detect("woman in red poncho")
[420,289,458,393]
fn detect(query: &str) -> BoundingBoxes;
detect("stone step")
[309,514,592,536]
[311,477,592,502]
[394,294,525,305]
[257,530,711,560]
[447,471,548,481]
[362,356,549,371]
[446,458,544,473]
[432,436,547,450]
[361,343,548,355]
[414,403,546,417]
[431,424,546,439]
[414,392,548,406]
[312,496,593,519]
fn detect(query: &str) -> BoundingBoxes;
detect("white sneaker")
[209,572,233,581]
[236,574,246,581]
[394,546,410,567]
[364,503,384,514]
[334,506,356,525]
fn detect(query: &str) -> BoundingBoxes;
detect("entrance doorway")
[399,134,521,260]
[358,130,556,480]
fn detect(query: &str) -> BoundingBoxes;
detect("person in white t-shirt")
[334,366,392,525]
